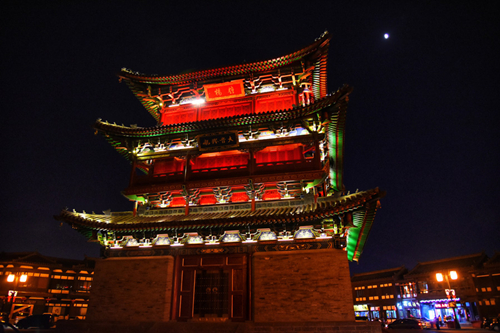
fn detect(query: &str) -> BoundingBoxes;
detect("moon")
[384,33,390,39]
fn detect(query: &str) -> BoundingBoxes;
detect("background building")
[471,252,500,319]
[404,252,486,325]
[351,266,406,321]
[0,252,94,323]
[351,252,500,325]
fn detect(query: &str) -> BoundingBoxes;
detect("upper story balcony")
[129,143,323,189]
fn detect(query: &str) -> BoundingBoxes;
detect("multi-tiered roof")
[56,32,384,262]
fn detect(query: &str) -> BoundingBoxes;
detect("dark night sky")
[2,1,499,275]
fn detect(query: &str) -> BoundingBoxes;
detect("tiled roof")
[406,252,488,276]
[55,188,383,233]
[484,251,500,267]
[0,251,93,268]
[118,32,330,85]
[351,266,407,282]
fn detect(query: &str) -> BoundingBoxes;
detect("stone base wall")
[87,256,174,322]
[252,248,354,322]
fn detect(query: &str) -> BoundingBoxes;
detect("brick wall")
[252,248,355,322]
[87,256,174,322]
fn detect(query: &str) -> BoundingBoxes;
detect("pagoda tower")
[56,32,385,330]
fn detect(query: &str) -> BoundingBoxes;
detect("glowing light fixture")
[255,228,277,241]
[384,33,389,39]
[259,85,275,93]
[294,226,315,239]
[436,273,444,282]
[221,230,242,243]
[192,98,205,105]
[20,274,28,283]
[450,271,458,280]
[186,233,204,244]
[7,274,15,282]
[153,234,171,246]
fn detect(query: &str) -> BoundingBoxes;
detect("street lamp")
[435,271,461,329]
[5,273,28,324]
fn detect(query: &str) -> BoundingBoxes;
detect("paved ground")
[8,322,488,333]
[386,322,486,333]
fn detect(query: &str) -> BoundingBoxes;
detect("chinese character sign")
[204,80,245,101]
[197,131,239,151]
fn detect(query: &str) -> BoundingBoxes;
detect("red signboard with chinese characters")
[204,80,245,101]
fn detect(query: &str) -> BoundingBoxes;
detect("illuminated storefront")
[354,304,369,319]
[420,299,471,323]
[383,305,397,319]
[397,300,421,319]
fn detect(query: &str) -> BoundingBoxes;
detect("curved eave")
[118,32,331,85]
[55,188,383,235]
[120,32,331,120]
[327,94,348,192]
[94,86,351,142]
[346,192,386,262]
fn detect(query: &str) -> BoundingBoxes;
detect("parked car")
[489,318,500,331]
[483,317,494,328]
[418,319,432,329]
[388,318,422,329]
[15,314,54,329]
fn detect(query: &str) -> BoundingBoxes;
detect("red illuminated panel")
[199,195,217,205]
[191,153,249,171]
[161,108,196,125]
[256,96,294,113]
[262,190,280,200]
[204,81,245,102]
[170,197,186,207]
[199,103,251,121]
[153,158,185,176]
[231,192,249,203]
[255,144,302,163]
